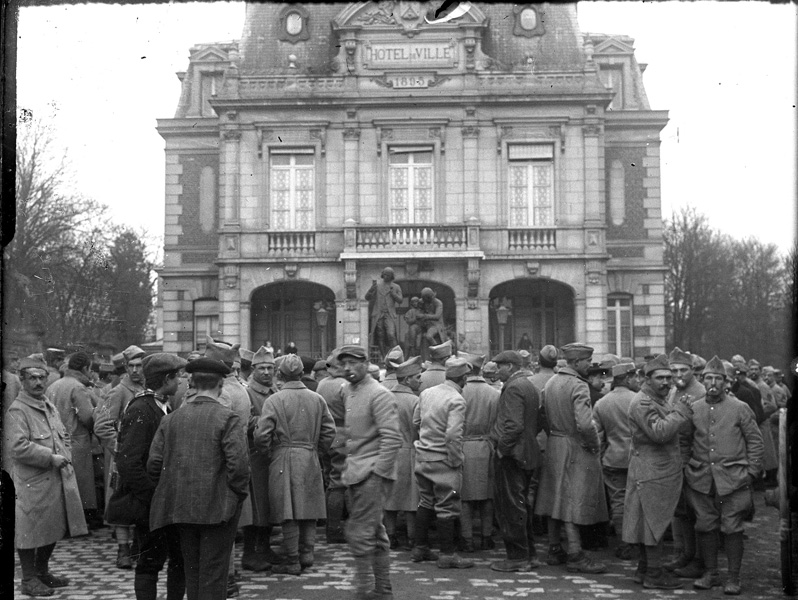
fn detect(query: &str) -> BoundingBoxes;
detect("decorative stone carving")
[467,258,480,308]
[222,129,241,141]
[343,128,361,140]
[405,260,419,278]
[223,265,239,289]
[284,264,298,279]
[513,5,545,38]
[585,260,603,285]
[344,260,358,310]
[428,127,445,153]
[583,124,602,137]
[310,128,327,156]
[355,2,398,25]
[526,261,539,277]
[278,5,311,44]
[461,126,479,138]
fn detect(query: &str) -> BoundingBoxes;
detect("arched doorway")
[367,280,455,362]
[488,279,575,356]
[251,282,336,358]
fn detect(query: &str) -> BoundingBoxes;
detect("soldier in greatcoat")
[488,350,540,572]
[593,362,639,561]
[381,346,404,392]
[622,354,692,590]
[663,347,706,579]
[383,357,422,550]
[419,340,452,393]
[747,358,778,484]
[458,351,499,554]
[316,351,349,543]
[93,344,146,568]
[680,356,763,596]
[8,357,88,597]
[242,346,280,571]
[47,352,99,526]
[412,357,473,569]
[254,354,335,574]
[338,345,402,600]
[535,343,608,574]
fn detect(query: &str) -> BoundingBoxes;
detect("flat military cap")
[560,343,594,360]
[702,355,726,377]
[19,357,48,372]
[539,345,559,367]
[491,350,523,366]
[644,354,671,375]
[762,365,775,374]
[185,357,231,375]
[239,348,254,363]
[279,354,304,377]
[111,353,125,369]
[481,359,498,372]
[142,353,188,379]
[457,351,485,370]
[384,345,404,367]
[722,360,736,379]
[445,357,471,379]
[205,336,241,366]
[396,356,422,378]
[123,345,145,362]
[668,346,692,367]
[251,346,275,366]
[313,360,328,372]
[429,340,453,360]
[612,362,637,378]
[337,345,367,360]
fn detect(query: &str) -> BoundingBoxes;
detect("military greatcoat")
[254,381,336,523]
[246,378,278,525]
[8,390,88,548]
[461,375,499,500]
[48,369,97,510]
[622,383,690,546]
[221,374,255,526]
[534,367,608,524]
[384,382,420,511]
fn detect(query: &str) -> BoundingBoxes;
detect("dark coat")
[246,379,277,525]
[148,396,250,530]
[461,376,499,500]
[491,371,539,470]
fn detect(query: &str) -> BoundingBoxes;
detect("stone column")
[461,126,479,220]
[343,128,361,221]
[221,129,241,225]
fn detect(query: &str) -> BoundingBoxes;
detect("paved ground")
[12,491,786,599]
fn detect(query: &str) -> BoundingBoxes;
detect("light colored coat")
[535,367,607,524]
[47,369,97,510]
[8,391,88,548]
[461,376,499,500]
[622,384,690,546]
[414,380,466,467]
[220,374,254,526]
[419,363,446,393]
[385,383,420,511]
[254,381,335,522]
[593,385,636,470]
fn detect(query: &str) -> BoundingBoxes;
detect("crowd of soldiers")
[3,336,791,599]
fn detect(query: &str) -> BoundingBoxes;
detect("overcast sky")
[16,1,798,256]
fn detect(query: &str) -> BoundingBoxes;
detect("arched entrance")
[251,282,336,358]
[488,279,575,356]
[367,280,455,362]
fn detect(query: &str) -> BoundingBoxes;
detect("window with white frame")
[599,66,624,110]
[200,72,224,117]
[194,300,219,351]
[270,150,315,230]
[508,143,554,227]
[388,147,434,224]
[607,295,633,357]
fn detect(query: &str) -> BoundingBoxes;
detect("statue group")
[366,267,448,361]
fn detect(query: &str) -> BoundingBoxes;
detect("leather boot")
[116,544,133,569]
[134,572,159,600]
[326,488,347,543]
[242,527,270,572]
[372,548,393,599]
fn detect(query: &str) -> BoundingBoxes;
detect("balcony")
[340,219,484,260]
[507,228,557,252]
[266,231,316,255]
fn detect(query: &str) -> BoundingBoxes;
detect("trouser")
[134,524,184,600]
[494,456,537,560]
[459,501,493,541]
[326,485,348,541]
[179,516,240,600]
[17,543,56,582]
[602,467,628,537]
[281,520,317,562]
[345,473,390,558]
[415,460,462,519]
[548,519,582,555]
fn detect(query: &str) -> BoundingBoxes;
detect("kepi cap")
[611,362,637,378]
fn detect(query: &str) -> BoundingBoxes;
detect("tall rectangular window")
[607,295,633,357]
[200,73,224,117]
[270,150,315,230]
[508,144,554,227]
[388,147,433,224]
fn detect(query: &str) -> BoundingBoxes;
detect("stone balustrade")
[507,228,557,251]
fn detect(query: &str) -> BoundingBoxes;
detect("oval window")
[520,8,537,31]
[286,12,303,35]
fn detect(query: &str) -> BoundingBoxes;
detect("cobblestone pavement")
[13,491,785,599]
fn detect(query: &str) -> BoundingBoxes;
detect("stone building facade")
[157,2,668,361]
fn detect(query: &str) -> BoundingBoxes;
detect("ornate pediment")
[333,1,487,34]
[190,45,232,63]
[592,37,635,55]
